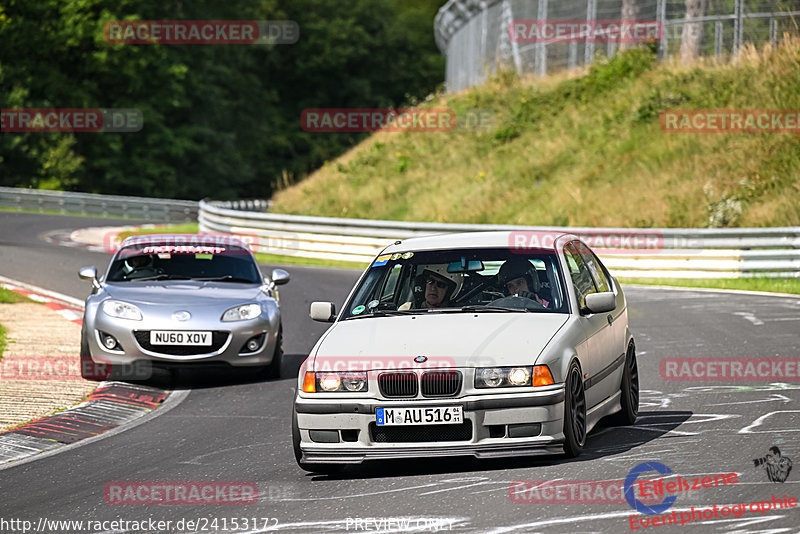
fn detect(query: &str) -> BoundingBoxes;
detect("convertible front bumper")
[294,385,566,463]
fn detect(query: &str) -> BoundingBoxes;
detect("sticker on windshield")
[373,254,391,267]
[391,253,402,260]
[141,245,225,255]
[367,300,380,310]
[402,252,414,259]
[352,305,366,315]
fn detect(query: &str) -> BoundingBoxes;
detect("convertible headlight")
[476,366,552,388]
[102,300,143,321]
[222,303,262,322]
[303,372,368,393]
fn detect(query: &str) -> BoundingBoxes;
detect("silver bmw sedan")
[293,231,638,472]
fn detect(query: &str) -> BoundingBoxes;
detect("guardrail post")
[714,21,722,58]
[733,0,743,57]
[536,0,548,77]
[769,17,777,47]
[585,0,596,65]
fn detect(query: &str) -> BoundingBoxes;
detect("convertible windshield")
[341,247,567,319]
[106,243,261,283]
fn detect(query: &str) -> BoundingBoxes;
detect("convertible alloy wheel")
[563,361,587,458]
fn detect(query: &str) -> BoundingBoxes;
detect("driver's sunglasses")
[426,278,449,289]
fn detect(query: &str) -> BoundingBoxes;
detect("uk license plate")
[376,406,463,426]
[149,331,212,346]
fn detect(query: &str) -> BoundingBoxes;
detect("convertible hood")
[311,313,569,371]
[103,282,264,306]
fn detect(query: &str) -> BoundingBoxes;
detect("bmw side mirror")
[271,269,290,286]
[78,266,101,289]
[310,301,336,322]
[583,292,616,314]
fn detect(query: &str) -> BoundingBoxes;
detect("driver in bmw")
[399,265,463,309]
[497,258,549,308]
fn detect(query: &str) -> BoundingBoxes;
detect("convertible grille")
[369,420,472,443]
[133,331,229,356]
[421,371,462,397]
[378,372,418,398]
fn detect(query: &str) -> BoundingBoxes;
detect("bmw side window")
[581,251,611,293]
[564,243,597,309]
[378,264,403,306]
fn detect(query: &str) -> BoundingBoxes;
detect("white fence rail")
[0,186,198,222]
[198,200,800,278]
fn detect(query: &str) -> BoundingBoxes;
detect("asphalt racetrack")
[1,212,799,533]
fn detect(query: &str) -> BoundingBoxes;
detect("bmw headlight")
[222,303,262,322]
[303,372,368,393]
[476,366,544,388]
[102,300,143,321]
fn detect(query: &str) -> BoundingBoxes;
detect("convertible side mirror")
[583,292,616,314]
[271,269,290,286]
[310,301,336,322]
[78,266,101,289]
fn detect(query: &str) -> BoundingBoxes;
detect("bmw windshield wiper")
[460,305,529,312]
[194,275,258,283]
[346,309,419,319]
[130,274,192,281]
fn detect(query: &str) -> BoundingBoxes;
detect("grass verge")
[620,277,800,295]
[0,287,32,304]
[271,40,800,228]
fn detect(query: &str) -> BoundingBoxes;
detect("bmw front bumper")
[294,385,566,463]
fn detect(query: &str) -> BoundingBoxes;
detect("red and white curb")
[0,275,174,467]
[0,275,84,324]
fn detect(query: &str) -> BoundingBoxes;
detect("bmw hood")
[102,282,264,306]
[310,313,569,370]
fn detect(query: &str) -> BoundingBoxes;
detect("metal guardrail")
[0,186,198,222]
[434,0,800,92]
[198,199,800,278]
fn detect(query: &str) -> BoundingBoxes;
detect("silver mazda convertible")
[293,231,638,472]
[79,234,289,380]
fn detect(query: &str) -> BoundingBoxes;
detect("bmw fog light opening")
[222,303,262,322]
[102,300,142,321]
[302,371,368,393]
[476,365,553,388]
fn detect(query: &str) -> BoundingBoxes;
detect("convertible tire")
[292,405,344,474]
[610,342,639,426]
[562,361,587,458]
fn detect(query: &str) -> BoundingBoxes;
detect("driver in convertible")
[497,258,549,308]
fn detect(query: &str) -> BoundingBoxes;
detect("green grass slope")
[272,40,800,228]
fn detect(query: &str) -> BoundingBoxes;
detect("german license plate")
[376,406,463,426]
[150,331,212,346]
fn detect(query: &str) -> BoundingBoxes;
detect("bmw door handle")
[607,314,613,326]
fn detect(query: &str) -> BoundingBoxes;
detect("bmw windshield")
[341,247,568,320]
[106,243,262,284]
